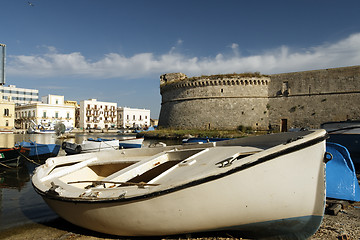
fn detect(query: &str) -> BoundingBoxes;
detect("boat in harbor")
[118,137,144,148]
[0,147,30,168]
[325,142,360,202]
[27,120,73,134]
[321,121,360,165]
[15,141,60,161]
[62,138,119,155]
[32,129,328,238]
[182,137,231,144]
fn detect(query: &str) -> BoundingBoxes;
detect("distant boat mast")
[0,43,5,86]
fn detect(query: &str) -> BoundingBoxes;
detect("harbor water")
[0,132,179,231]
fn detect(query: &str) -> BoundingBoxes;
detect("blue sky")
[1,0,360,118]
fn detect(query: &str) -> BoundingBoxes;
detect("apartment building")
[0,98,15,130]
[117,107,150,129]
[15,95,76,129]
[80,99,117,129]
[0,85,39,105]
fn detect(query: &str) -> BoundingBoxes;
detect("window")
[56,100,59,104]
[5,120,8,126]
[282,81,289,96]
[67,112,70,119]
[133,115,136,120]
[55,112,59,118]
[43,111,47,118]
[4,109,9,116]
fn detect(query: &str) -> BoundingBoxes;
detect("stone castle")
[158,65,360,131]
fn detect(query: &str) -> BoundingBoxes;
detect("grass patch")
[140,128,264,140]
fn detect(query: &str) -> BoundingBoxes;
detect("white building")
[0,85,39,105]
[15,95,76,129]
[117,107,150,129]
[80,99,117,129]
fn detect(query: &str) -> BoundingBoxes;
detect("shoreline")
[1,203,359,240]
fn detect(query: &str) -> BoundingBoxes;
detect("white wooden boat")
[32,130,328,239]
[62,138,119,155]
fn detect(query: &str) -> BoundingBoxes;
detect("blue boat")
[119,137,144,149]
[326,142,360,202]
[16,141,60,161]
[182,137,231,144]
[321,121,360,167]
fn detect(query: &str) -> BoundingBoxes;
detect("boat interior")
[35,130,322,199]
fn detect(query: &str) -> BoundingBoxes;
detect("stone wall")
[158,66,360,131]
[268,66,360,131]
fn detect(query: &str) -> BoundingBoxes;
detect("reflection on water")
[0,133,180,231]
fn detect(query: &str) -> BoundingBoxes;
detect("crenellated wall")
[158,65,360,131]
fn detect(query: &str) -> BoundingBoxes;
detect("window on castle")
[282,81,289,96]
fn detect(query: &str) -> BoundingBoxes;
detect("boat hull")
[63,140,119,155]
[17,142,60,161]
[0,147,30,168]
[38,139,325,238]
[118,138,144,149]
[325,142,360,201]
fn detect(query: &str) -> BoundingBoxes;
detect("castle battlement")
[160,72,270,94]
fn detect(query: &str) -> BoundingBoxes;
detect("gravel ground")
[1,202,359,240]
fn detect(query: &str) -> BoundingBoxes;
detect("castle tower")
[159,73,271,130]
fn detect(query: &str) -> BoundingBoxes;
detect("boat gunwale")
[33,132,328,204]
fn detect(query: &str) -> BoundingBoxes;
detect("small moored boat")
[321,120,360,166]
[62,138,119,155]
[182,137,231,144]
[118,137,144,149]
[16,141,60,161]
[0,147,30,168]
[325,142,360,201]
[32,129,328,239]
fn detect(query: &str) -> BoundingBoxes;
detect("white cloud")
[7,33,360,79]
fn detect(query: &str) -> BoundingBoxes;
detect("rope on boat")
[0,161,14,169]
[0,147,24,169]
[98,139,119,151]
[33,141,41,162]
[14,146,41,166]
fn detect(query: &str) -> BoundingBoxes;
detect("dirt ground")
[1,202,359,240]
